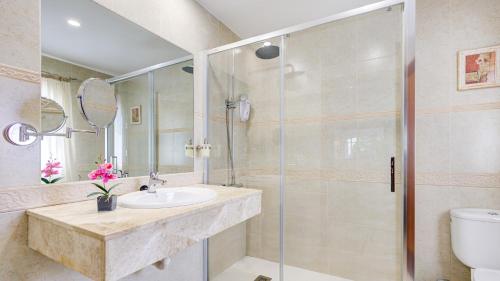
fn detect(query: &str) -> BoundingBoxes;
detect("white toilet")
[450,208,500,281]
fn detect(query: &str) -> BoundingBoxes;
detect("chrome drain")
[255,275,272,281]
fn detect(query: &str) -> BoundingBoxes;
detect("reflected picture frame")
[458,45,500,90]
[129,105,141,125]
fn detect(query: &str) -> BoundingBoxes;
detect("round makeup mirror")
[77,78,117,128]
[41,97,67,133]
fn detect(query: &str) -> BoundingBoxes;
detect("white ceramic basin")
[119,187,217,209]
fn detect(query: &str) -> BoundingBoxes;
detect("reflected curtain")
[40,78,75,181]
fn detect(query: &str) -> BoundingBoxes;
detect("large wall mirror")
[40,0,194,183]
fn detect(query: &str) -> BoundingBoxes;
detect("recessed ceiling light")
[263,41,272,47]
[67,19,81,27]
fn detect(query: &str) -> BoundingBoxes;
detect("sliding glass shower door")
[283,5,403,281]
[207,3,405,281]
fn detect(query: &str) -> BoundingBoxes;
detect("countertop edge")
[26,186,262,241]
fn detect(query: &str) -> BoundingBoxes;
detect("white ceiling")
[42,0,190,75]
[196,0,381,38]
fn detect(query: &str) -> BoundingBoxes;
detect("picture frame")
[458,45,500,90]
[129,105,141,125]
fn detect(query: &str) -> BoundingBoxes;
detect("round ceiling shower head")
[182,66,194,74]
[255,44,280,60]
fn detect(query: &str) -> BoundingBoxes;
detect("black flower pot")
[97,195,117,211]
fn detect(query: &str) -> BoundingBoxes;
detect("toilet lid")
[474,269,500,281]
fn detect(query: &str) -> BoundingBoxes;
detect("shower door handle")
[390,157,395,192]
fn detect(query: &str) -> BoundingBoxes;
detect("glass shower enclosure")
[107,57,194,177]
[205,1,415,281]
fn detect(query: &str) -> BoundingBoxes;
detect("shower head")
[182,66,194,74]
[255,43,280,60]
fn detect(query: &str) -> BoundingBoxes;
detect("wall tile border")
[211,167,500,189]
[0,172,201,213]
[0,63,40,84]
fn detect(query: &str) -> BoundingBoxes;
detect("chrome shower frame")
[202,0,415,280]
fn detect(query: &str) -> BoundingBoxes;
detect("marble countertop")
[26,184,262,281]
[27,184,261,240]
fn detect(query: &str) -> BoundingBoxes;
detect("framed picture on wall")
[130,106,141,125]
[458,45,500,90]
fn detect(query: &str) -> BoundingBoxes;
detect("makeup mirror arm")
[18,123,99,141]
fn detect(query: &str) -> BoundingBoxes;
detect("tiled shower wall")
[209,7,403,281]
[209,1,500,281]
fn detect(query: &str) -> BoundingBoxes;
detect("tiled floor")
[213,256,352,281]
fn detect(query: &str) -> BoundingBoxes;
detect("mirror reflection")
[156,60,195,174]
[77,78,117,129]
[40,0,193,183]
[40,97,66,133]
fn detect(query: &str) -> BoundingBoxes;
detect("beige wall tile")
[0,76,41,186]
[356,6,402,61]
[450,110,500,175]
[0,0,40,72]
[208,223,246,278]
[416,113,451,176]
[327,181,397,230]
[415,0,453,111]
[120,242,203,281]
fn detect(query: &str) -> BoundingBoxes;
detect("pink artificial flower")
[88,170,98,180]
[48,169,59,175]
[88,162,116,185]
[50,161,62,169]
[102,172,117,184]
[42,159,62,178]
[42,169,53,178]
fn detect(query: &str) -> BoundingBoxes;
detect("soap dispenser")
[185,138,194,158]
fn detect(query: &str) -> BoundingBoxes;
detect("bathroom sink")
[119,187,217,209]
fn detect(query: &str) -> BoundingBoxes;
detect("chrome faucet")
[148,172,166,193]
